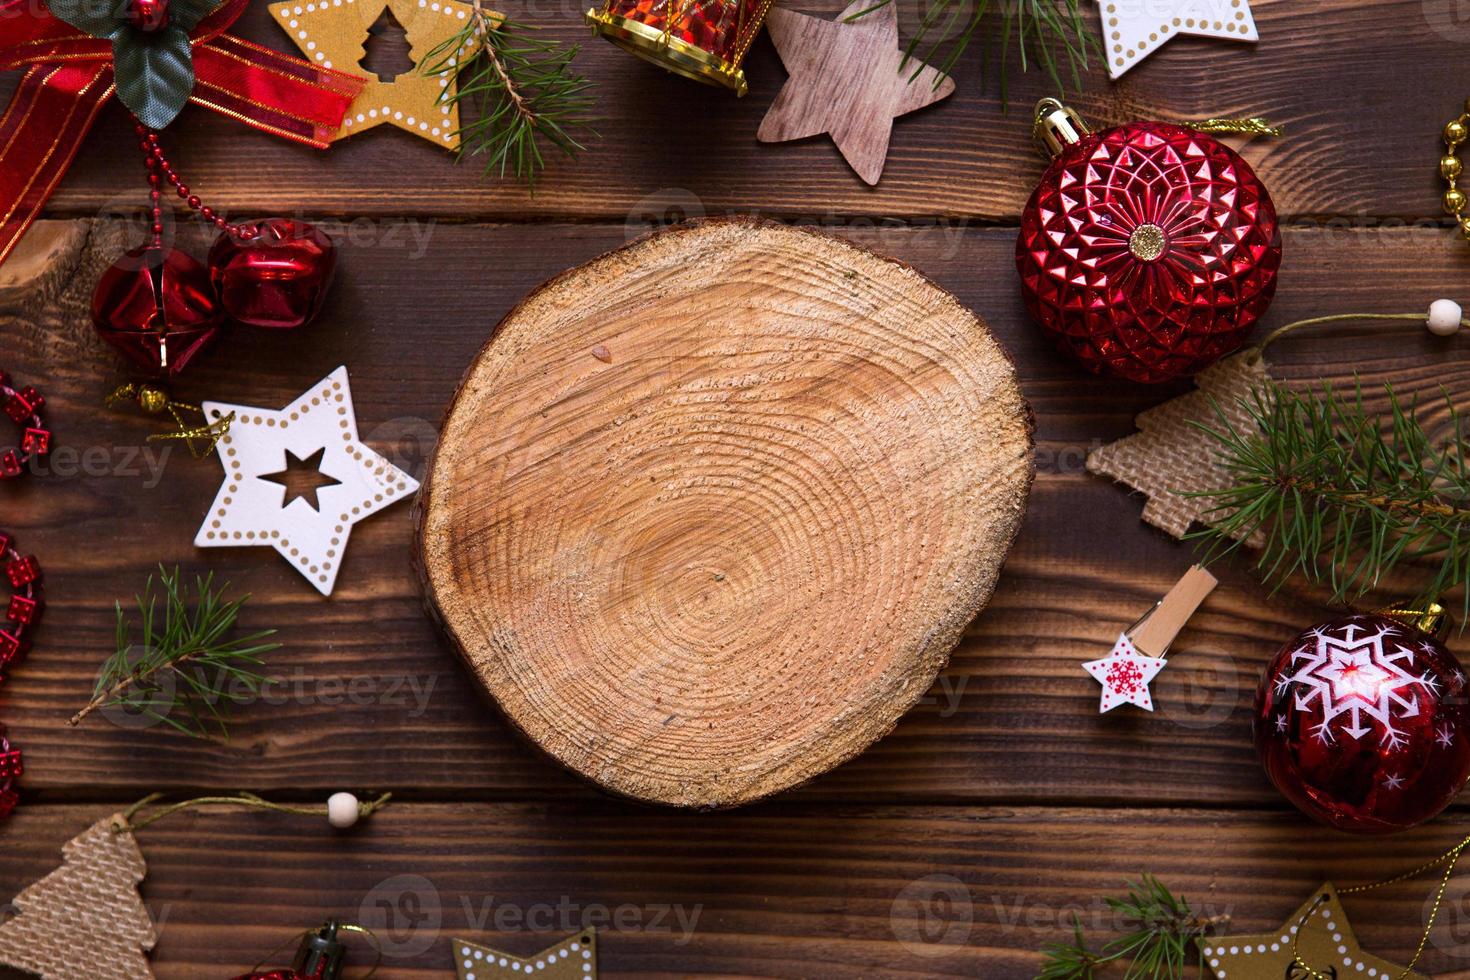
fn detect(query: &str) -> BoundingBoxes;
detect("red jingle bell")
[1016,99,1282,384]
[208,219,337,330]
[92,245,224,376]
[1255,612,1470,834]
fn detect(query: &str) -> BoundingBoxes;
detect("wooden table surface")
[4,1,1470,976]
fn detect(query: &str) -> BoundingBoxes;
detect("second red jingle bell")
[1016,99,1282,384]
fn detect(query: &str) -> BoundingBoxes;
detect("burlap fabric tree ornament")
[1087,351,1270,544]
[0,814,156,979]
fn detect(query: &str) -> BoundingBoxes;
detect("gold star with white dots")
[1097,0,1257,78]
[270,0,497,149]
[1199,884,1426,980]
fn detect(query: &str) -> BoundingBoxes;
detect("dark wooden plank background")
[4,0,1470,976]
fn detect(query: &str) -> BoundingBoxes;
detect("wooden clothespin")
[1129,564,1218,658]
[1083,565,1218,713]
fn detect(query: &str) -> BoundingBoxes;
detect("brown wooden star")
[757,0,955,185]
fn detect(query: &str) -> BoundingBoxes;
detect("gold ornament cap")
[1377,601,1449,639]
[1033,97,1090,158]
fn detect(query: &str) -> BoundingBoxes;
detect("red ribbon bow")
[0,0,364,269]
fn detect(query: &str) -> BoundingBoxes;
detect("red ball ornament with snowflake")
[1016,99,1282,384]
[1255,613,1470,835]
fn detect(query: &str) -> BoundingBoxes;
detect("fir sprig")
[1191,380,1470,622]
[70,567,279,739]
[423,6,595,183]
[1037,876,1223,980]
[850,0,1096,98]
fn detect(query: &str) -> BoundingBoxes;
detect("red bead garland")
[0,729,19,819]
[134,121,245,244]
[0,531,41,820]
[0,370,49,480]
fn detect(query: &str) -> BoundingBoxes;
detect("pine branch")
[1190,380,1470,623]
[422,9,596,184]
[70,566,279,739]
[849,0,1096,99]
[1036,877,1224,980]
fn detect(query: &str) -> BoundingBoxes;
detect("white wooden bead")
[327,792,360,828]
[1428,299,1463,336]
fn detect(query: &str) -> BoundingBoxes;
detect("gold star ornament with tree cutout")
[269,0,500,149]
[453,930,597,978]
[1199,884,1426,980]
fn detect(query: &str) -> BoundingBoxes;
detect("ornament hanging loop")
[1032,97,1090,158]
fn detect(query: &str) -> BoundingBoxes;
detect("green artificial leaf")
[168,0,219,33]
[112,25,195,130]
[46,0,127,39]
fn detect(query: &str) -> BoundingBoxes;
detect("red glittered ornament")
[91,245,224,377]
[208,218,337,330]
[1255,612,1470,835]
[1016,99,1282,384]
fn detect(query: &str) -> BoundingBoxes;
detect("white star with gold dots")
[194,366,419,596]
[1096,0,1258,79]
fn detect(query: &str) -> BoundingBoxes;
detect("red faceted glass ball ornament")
[1016,100,1282,384]
[91,245,224,377]
[126,0,170,32]
[1255,613,1470,835]
[208,219,337,330]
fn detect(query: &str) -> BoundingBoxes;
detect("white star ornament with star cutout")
[194,367,420,596]
[1097,0,1258,79]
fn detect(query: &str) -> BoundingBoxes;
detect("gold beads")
[1443,108,1470,233]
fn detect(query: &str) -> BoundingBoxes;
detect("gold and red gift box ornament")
[586,0,774,95]
[0,0,366,273]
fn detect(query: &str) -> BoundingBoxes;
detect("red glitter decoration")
[1017,118,1281,384]
[0,371,50,481]
[126,0,171,31]
[1255,613,1470,835]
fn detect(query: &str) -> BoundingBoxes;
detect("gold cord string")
[1288,832,1470,980]
[1244,312,1470,365]
[1187,117,1285,137]
[114,790,392,834]
[106,383,235,459]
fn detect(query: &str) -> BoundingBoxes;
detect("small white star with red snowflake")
[1083,633,1168,713]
